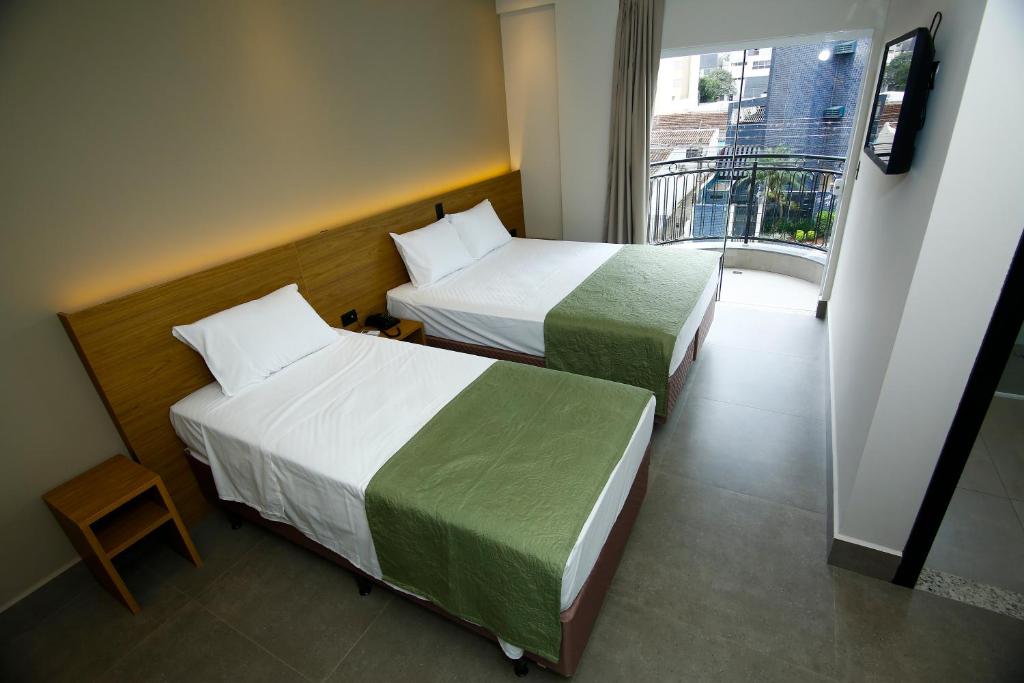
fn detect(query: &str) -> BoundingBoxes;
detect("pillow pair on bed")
[173,284,336,396]
[390,199,510,288]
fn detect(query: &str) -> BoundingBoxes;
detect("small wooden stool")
[43,455,202,613]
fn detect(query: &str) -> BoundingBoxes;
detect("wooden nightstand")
[357,318,425,345]
[43,455,202,614]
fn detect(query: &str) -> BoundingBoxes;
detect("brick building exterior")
[721,39,870,156]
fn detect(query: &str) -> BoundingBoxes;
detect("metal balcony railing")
[647,152,845,251]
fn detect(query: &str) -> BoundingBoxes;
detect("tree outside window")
[698,68,736,103]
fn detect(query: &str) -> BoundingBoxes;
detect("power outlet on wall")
[341,309,358,327]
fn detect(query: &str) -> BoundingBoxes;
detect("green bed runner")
[544,246,720,417]
[365,361,651,662]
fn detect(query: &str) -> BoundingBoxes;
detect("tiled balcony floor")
[719,268,820,313]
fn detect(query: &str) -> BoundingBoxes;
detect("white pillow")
[447,199,511,259]
[390,218,475,287]
[172,284,338,396]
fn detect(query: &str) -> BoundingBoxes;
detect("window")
[649,39,869,251]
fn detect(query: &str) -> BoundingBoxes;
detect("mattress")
[387,238,719,375]
[171,330,655,611]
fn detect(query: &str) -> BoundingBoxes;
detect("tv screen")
[865,28,935,174]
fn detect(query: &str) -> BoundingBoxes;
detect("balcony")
[647,152,845,253]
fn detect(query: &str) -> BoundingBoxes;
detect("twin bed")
[388,236,719,421]
[59,171,719,677]
[174,329,655,671]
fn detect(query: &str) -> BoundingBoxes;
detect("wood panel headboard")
[60,171,523,524]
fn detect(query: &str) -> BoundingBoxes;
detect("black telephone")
[365,312,401,337]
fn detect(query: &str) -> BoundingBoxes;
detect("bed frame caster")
[512,657,529,677]
[355,575,373,596]
[227,514,243,530]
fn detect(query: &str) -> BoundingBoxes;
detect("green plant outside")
[883,52,912,91]
[698,68,736,103]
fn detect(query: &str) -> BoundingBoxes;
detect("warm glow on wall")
[58,163,511,313]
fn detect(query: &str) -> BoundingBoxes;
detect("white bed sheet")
[387,238,719,375]
[171,330,655,612]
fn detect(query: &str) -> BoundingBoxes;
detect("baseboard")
[824,327,835,557]
[821,435,899,581]
[0,557,81,614]
[823,317,900,582]
[993,391,1024,400]
[827,536,902,581]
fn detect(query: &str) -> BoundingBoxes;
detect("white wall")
[500,5,564,239]
[498,0,889,244]
[495,0,614,242]
[830,0,1024,552]
[497,0,618,243]
[551,0,620,242]
[830,0,988,550]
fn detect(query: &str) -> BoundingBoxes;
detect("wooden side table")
[356,318,425,345]
[43,455,202,614]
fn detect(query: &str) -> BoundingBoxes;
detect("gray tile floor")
[3,301,1024,682]
[925,396,1024,594]
[996,343,1024,396]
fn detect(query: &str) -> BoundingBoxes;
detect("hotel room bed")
[56,170,655,677]
[171,328,655,674]
[388,238,720,421]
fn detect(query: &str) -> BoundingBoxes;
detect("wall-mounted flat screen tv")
[865,28,936,174]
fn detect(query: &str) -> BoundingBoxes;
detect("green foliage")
[815,210,835,227]
[698,68,736,103]
[767,216,815,239]
[883,52,912,91]
[759,146,802,203]
[806,230,816,241]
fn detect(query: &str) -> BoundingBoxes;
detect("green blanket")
[544,246,720,417]
[365,361,651,661]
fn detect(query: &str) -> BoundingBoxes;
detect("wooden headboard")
[60,171,524,524]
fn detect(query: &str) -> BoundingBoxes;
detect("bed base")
[186,444,651,678]
[425,340,547,367]
[426,298,717,424]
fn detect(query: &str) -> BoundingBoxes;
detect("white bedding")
[387,238,719,375]
[170,330,655,613]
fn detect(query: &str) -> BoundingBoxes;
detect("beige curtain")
[604,0,665,245]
